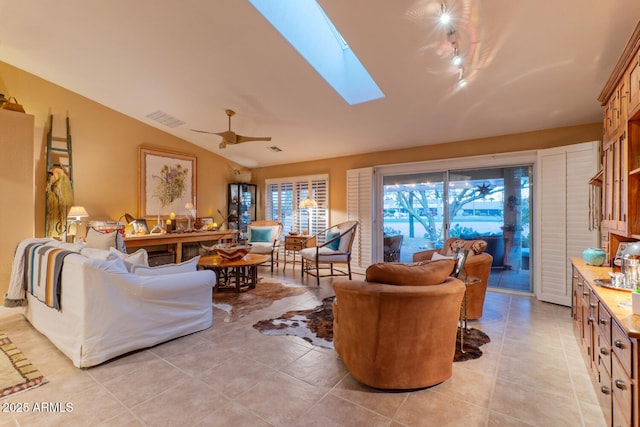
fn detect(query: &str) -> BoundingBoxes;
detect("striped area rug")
[0,330,47,399]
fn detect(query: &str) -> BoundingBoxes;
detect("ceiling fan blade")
[214,130,237,144]
[236,135,272,144]
[190,129,219,135]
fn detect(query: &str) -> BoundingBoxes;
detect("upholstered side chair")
[412,238,492,319]
[300,220,358,286]
[247,220,283,272]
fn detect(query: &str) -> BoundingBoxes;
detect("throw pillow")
[131,256,200,276]
[250,227,272,243]
[109,247,149,272]
[365,259,455,286]
[338,229,353,252]
[431,252,453,261]
[325,230,341,250]
[85,228,126,252]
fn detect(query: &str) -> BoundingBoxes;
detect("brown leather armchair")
[332,259,465,390]
[412,238,492,320]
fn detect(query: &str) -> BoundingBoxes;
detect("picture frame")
[131,219,149,235]
[139,147,196,218]
[201,217,214,226]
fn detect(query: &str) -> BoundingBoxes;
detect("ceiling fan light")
[452,54,462,66]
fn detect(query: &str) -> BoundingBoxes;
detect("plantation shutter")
[536,141,598,305]
[265,175,328,237]
[346,167,374,273]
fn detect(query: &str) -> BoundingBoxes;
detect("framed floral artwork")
[139,147,196,218]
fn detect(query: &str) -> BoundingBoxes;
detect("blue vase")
[583,248,606,266]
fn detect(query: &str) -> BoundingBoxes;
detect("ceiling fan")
[191,109,271,149]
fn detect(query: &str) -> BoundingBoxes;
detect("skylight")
[248,0,384,105]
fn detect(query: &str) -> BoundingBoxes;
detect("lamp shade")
[299,196,317,209]
[67,206,89,219]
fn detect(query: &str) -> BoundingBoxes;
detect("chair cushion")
[300,247,350,263]
[338,229,353,252]
[250,242,274,255]
[441,238,487,256]
[326,230,341,250]
[365,259,455,286]
[250,227,273,243]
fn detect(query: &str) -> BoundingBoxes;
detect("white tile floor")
[1,267,606,426]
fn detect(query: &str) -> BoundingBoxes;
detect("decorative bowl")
[582,247,606,266]
[214,246,250,261]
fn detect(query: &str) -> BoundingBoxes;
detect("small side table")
[459,275,481,353]
[284,234,316,271]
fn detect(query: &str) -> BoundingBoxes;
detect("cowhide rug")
[254,296,491,362]
[213,281,309,322]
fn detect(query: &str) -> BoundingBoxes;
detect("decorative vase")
[582,247,606,266]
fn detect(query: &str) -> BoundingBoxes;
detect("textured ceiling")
[1,1,639,167]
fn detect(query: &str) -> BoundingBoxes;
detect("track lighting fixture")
[438,2,467,88]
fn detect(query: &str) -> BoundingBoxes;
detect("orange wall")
[0,61,241,296]
[252,123,602,223]
[0,59,602,296]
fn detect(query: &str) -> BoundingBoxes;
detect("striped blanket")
[23,243,74,310]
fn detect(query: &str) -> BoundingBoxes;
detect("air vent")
[268,146,283,152]
[145,110,185,128]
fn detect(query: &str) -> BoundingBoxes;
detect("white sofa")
[7,239,215,368]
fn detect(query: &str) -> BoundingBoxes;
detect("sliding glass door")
[382,165,532,293]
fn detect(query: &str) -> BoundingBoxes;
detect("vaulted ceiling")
[1,1,639,167]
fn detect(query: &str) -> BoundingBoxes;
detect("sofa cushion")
[81,247,118,260]
[441,238,487,257]
[131,256,200,276]
[365,259,455,286]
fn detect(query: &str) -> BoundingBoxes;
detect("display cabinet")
[228,183,256,238]
[598,22,640,259]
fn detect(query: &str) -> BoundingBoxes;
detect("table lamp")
[66,206,89,242]
[298,196,317,235]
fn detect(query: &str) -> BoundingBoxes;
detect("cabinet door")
[629,51,640,114]
[605,131,629,234]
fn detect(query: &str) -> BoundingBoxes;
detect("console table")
[124,230,239,263]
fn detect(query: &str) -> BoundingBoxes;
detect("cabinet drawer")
[597,302,612,346]
[613,394,631,427]
[598,359,613,424]
[286,243,304,251]
[612,321,633,375]
[597,335,612,378]
[611,355,632,424]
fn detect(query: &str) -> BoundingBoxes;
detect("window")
[266,174,329,239]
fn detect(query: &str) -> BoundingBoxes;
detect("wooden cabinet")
[227,183,256,238]
[572,260,638,427]
[629,52,640,116]
[599,22,640,255]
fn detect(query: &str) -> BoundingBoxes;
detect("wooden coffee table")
[198,253,268,292]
